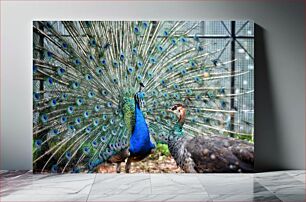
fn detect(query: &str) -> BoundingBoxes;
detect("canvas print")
[33,21,254,173]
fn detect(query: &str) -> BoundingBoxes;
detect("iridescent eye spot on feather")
[93,119,99,127]
[195,94,201,101]
[75,117,81,124]
[40,114,48,123]
[189,60,196,68]
[72,81,80,89]
[83,147,90,154]
[33,93,40,101]
[101,89,108,96]
[96,67,103,75]
[100,58,107,65]
[92,141,98,148]
[167,64,173,72]
[149,56,157,64]
[85,74,92,81]
[34,139,42,148]
[65,151,72,160]
[60,116,67,124]
[33,65,37,74]
[90,38,96,47]
[50,99,57,107]
[113,60,119,68]
[120,53,125,61]
[68,125,75,132]
[173,83,179,89]
[46,77,53,85]
[62,42,68,49]
[170,38,177,45]
[85,126,91,133]
[174,93,180,100]
[101,136,107,142]
[111,130,116,136]
[186,89,192,95]
[89,55,94,61]
[127,66,134,74]
[137,74,142,81]
[137,60,144,68]
[62,93,68,100]
[180,36,187,43]
[57,67,65,76]
[51,128,59,136]
[132,48,138,55]
[194,76,200,82]
[163,29,169,37]
[51,165,58,173]
[46,51,53,58]
[134,26,140,34]
[180,68,187,76]
[76,98,83,106]
[83,111,89,119]
[147,71,153,78]
[142,21,149,29]
[107,102,112,108]
[157,45,164,52]
[94,105,100,112]
[88,91,95,98]
[74,59,81,65]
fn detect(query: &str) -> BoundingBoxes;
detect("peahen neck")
[168,122,187,169]
[168,110,186,150]
[173,122,184,136]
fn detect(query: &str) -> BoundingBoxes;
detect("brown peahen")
[166,103,254,173]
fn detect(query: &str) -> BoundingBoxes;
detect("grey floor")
[0,170,305,202]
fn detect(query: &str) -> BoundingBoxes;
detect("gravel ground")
[97,154,184,173]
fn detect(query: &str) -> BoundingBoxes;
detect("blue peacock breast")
[129,102,155,156]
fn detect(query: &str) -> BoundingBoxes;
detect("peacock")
[166,103,254,173]
[101,83,155,173]
[33,21,254,173]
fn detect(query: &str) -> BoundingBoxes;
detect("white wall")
[1,0,305,171]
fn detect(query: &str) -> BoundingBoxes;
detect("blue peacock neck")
[129,93,155,156]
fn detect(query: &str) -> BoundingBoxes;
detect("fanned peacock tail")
[33,21,254,173]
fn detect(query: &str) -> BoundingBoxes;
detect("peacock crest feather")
[33,21,254,173]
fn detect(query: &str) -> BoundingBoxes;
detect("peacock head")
[134,82,145,107]
[168,103,186,125]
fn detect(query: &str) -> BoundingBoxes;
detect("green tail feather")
[33,21,254,173]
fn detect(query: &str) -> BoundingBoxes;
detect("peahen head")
[168,103,186,125]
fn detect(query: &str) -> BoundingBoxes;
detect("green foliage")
[232,133,254,143]
[156,143,171,156]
